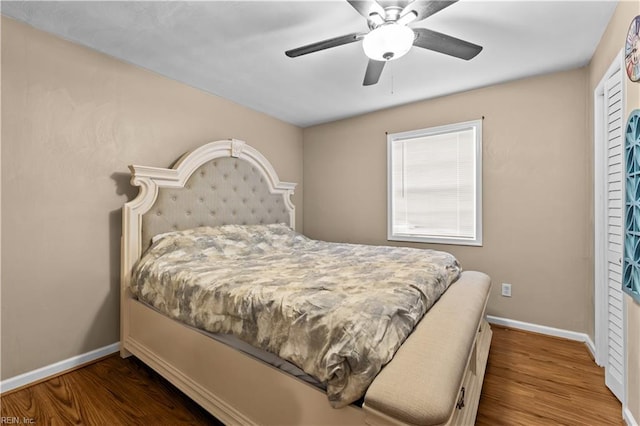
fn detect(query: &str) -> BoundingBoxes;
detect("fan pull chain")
[390,61,394,95]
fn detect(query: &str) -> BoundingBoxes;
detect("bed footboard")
[363,271,492,426]
[123,271,491,426]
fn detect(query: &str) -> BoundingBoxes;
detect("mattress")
[130,223,461,407]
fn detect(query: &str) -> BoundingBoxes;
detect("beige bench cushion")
[364,271,491,425]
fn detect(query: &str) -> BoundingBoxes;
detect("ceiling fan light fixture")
[363,23,414,61]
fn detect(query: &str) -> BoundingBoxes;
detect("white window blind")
[387,120,482,245]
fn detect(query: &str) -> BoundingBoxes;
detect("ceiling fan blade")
[401,0,458,23]
[363,59,386,86]
[347,0,386,20]
[413,28,482,60]
[285,32,365,58]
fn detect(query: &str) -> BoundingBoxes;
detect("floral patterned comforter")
[130,223,461,407]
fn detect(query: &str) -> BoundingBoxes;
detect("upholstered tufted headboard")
[121,139,296,291]
[142,156,292,252]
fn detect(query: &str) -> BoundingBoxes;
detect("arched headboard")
[121,139,296,336]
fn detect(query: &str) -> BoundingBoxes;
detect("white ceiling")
[2,0,618,127]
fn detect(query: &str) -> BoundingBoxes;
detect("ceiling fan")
[285,0,482,86]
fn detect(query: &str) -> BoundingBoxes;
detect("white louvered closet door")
[604,68,625,402]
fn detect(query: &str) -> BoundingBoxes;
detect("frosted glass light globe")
[362,24,414,61]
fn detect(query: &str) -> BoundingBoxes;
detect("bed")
[121,139,492,425]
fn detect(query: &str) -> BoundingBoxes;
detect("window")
[387,120,482,246]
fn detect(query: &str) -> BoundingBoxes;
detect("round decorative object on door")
[624,109,640,303]
[625,15,640,82]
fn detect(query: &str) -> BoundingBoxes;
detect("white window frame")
[387,120,483,246]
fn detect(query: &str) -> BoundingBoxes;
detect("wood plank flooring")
[1,355,222,425]
[476,326,623,425]
[1,326,623,425]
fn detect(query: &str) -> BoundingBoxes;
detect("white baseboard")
[0,342,120,394]
[584,335,597,360]
[487,315,596,356]
[625,407,639,426]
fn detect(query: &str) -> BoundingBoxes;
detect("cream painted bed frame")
[121,139,492,425]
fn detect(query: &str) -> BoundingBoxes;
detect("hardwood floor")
[476,326,623,425]
[1,355,222,425]
[1,326,623,425]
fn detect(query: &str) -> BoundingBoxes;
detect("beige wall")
[589,1,640,421]
[304,68,591,333]
[0,17,304,380]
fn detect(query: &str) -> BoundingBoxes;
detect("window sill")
[387,234,483,247]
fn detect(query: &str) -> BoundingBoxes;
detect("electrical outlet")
[501,283,512,297]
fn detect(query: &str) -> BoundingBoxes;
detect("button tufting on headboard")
[141,156,291,251]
